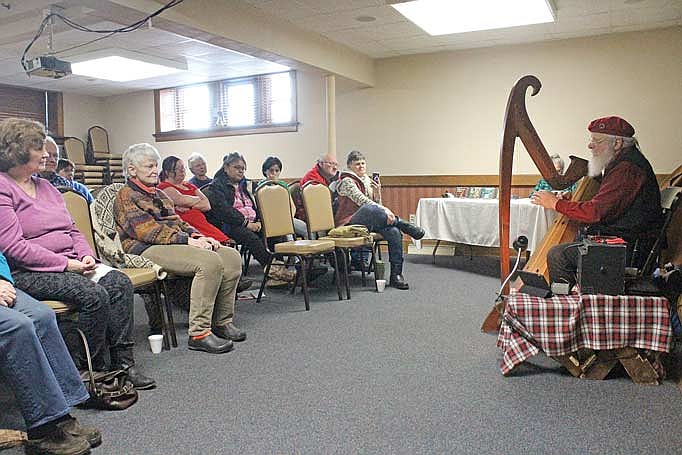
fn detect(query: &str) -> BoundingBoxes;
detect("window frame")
[153,70,298,142]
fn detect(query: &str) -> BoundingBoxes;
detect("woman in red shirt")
[158,156,228,243]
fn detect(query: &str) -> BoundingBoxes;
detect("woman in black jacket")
[203,152,294,284]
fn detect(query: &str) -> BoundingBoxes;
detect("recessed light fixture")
[356,15,377,22]
[69,49,186,82]
[391,0,556,36]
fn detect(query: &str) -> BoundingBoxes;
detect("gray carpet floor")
[2,254,682,454]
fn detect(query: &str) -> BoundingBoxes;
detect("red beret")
[587,116,635,137]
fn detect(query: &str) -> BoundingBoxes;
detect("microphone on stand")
[495,235,528,302]
[513,235,528,252]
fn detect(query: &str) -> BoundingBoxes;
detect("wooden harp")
[481,75,592,332]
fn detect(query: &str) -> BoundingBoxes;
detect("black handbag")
[76,329,138,411]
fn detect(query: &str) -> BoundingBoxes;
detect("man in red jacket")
[531,116,663,288]
[301,152,339,186]
[294,153,340,221]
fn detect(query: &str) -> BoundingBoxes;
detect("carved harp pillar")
[481,75,591,332]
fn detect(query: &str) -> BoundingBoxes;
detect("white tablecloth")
[414,198,557,252]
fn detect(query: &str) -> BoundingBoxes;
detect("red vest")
[333,172,367,227]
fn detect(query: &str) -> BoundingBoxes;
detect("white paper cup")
[148,334,163,354]
[376,279,386,292]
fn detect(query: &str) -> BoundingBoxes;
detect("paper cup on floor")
[376,279,386,292]
[148,334,163,354]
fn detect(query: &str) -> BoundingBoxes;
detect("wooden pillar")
[325,74,336,157]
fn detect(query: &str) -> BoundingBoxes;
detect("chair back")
[63,137,88,164]
[661,186,682,212]
[302,182,334,235]
[255,182,295,238]
[288,180,306,221]
[641,186,682,275]
[62,189,97,254]
[88,126,110,153]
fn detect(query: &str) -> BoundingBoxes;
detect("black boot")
[389,273,410,290]
[125,366,157,390]
[112,348,156,390]
[396,218,425,240]
[389,266,410,290]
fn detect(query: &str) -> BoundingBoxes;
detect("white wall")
[61,27,682,178]
[337,27,682,175]
[62,93,106,143]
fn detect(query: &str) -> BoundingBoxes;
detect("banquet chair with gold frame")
[255,181,343,310]
[301,181,377,298]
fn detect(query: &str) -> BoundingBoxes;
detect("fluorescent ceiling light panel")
[391,0,555,36]
[70,50,186,82]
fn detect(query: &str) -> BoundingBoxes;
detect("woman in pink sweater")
[0,118,154,390]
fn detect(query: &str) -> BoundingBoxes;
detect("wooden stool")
[553,347,661,385]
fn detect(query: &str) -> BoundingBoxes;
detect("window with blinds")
[154,70,297,141]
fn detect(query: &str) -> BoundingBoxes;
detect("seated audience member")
[259,155,307,239]
[300,152,339,186]
[187,152,212,188]
[295,152,339,221]
[0,250,101,455]
[203,152,296,285]
[529,153,578,197]
[531,116,663,288]
[0,118,154,389]
[334,150,425,290]
[57,157,96,204]
[42,136,94,203]
[158,155,229,243]
[114,143,246,354]
[56,158,75,180]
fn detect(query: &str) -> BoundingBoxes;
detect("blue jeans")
[0,290,89,429]
[348,204,404,275]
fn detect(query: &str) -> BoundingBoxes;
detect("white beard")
[588,148,616,177]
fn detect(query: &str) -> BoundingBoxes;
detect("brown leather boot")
[58,417,102,448]
[25,426,90,455]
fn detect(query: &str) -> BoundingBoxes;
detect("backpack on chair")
[327,224,371,241]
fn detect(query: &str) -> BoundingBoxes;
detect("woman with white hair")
[187,152,212,188]
[114,143,245,354]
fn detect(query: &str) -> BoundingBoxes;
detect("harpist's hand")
[0,280,16,308]
[530,190,558,210]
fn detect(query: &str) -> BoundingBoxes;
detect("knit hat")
[588,116,635,137]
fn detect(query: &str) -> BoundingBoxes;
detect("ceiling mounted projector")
[25,56,72,79]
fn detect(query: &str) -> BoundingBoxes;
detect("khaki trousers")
[141,245,241,336]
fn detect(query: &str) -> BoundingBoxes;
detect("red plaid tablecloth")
[496,292,672,375]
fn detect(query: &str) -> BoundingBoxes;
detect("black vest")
[586,146,662,239]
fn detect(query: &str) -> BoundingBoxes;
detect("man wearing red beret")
[531,116,663,289]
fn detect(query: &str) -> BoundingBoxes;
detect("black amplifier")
[577,239,626,295]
